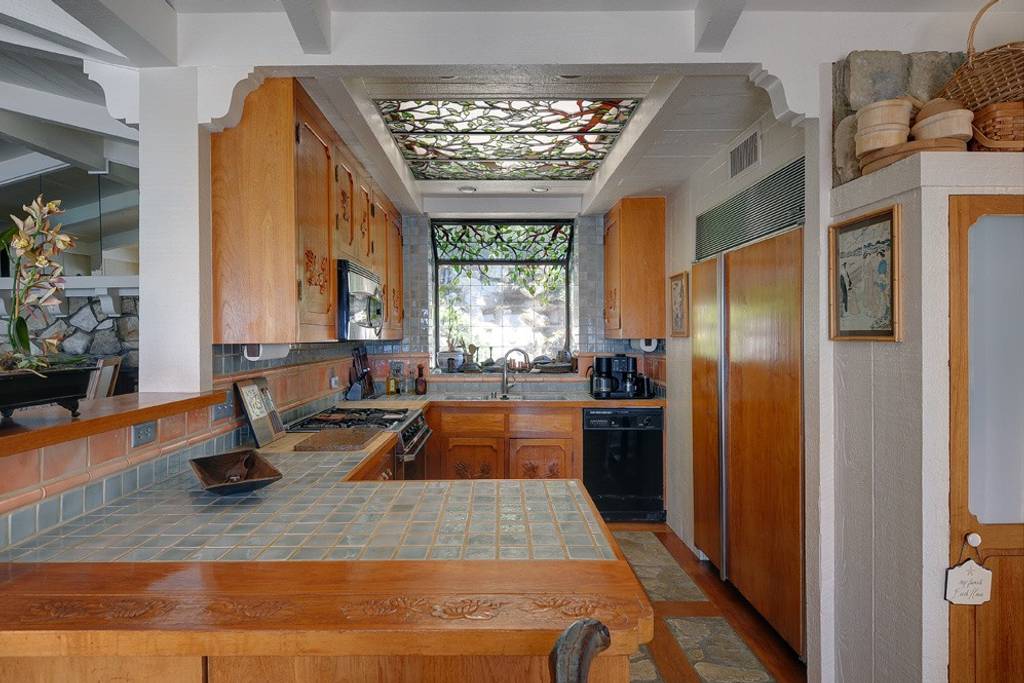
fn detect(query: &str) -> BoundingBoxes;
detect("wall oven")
[338,260,383,341]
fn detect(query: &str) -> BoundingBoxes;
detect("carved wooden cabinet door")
[443,437,504,480]
[508,439,572,480]
[603,213,621,332]
[333,153,356,261]
[294,100,334,341]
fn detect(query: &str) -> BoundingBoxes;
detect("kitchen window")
[432,220,573,363]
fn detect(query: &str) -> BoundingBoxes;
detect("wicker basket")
[936,0,1024,111]
[971,101,1024,151]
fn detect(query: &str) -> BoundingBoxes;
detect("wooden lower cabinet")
[443,437,505,479]
[348,439,399,481]
[508,439,572,479]
[428,406,580,480]
[0,657,203,682]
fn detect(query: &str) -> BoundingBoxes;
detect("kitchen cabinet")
[382,205,404,340]
[443,437,505,479]
[212,77,336,344]
[211,77,404,344]
[348,438,399,481]
[427,405,580,480]
[508,438,572,479]
[603,197,666,339]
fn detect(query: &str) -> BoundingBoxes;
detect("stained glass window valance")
[376,99,639,181]
[432,222,573,263]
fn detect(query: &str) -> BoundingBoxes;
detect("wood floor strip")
[653,602,721,618]
[648,617,702,683]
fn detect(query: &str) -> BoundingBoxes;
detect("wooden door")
[691,257,722,569]
[725,227,803,654]
[334,156,356,260]
[604,213,621,333]
[949,195,1024,683]
[508,439,572,479]
[383,212,403,338]
[293,101,335,341]
[370,197,387,278]
[354,181,372,267]
[444,437,504,479]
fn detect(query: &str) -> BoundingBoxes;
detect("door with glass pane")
[949,195,1024,683]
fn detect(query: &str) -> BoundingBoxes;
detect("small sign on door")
[945,559,992,605]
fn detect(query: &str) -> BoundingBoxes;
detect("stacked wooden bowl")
[855,97,973,176]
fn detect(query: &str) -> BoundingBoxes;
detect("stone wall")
[23,296,140,367]
[833,50,964,187]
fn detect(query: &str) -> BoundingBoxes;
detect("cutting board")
[293,427,380,452]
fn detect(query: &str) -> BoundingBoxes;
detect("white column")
[138,67,212,393]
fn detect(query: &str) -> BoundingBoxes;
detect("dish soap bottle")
[415,364,427,395]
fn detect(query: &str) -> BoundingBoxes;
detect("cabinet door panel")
[508,410,573,436]
[508,439,571,480]
[294,105,334,340]
[334,157,356,260]
[604,216,621,333]
[444,437,503,479]
[354,182,372,266]
[385,213,404,338]
[439,411,505,435]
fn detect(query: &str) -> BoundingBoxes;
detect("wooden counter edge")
[0,391,227,457]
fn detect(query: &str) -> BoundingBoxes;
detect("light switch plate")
[131,421,156,448]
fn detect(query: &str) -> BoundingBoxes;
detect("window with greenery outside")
[433,221,572,365]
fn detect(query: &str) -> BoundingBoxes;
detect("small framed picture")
[829,205,902,342]
[236,377,285,447]
[669,271,690,338]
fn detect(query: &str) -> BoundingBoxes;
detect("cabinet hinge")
[295,123,301,144]
[370,204,376,217]
[335,213,340,231]
[335,164,339,182]
[297,279,303,300]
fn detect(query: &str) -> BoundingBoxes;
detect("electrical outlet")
[330,373,340,389]
[131,421,156,448]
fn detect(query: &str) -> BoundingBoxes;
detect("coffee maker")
[589,354,650,399]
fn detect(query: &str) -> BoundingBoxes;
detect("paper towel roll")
[630,339,658,353]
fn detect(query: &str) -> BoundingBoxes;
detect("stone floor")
[614,528,798,683]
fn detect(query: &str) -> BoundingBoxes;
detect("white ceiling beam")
[50,0,176,67]
[0,109,106,172]
[0,151,67,187]
[280,0,331,55]
[694,0,746,53]
[0,0,127,63]
[0,81,137,141]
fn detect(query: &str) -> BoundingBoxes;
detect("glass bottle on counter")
[415,364,427,395]
[386,372,399,396]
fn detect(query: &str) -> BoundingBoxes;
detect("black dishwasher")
[582,408,665,522]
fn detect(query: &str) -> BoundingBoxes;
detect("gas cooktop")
[288,407,411,432]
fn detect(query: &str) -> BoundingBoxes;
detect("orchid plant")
[0,195,74,372]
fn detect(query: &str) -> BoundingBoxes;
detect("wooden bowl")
[915,97,964,123]
[911,108,974,141]
[856,99,914,130]
[855,123,910,157]
[189,448,282,495]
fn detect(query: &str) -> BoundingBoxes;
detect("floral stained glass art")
[376,99,640,180]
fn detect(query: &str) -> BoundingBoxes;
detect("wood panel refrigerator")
[691,227,805,655]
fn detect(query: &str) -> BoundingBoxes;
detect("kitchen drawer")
[508,409,574,436]
[439,410,506,435]
[348,442,398,481]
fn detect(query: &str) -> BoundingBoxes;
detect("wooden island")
[0,446,653,682]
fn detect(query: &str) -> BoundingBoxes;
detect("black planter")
[0,365,97,421]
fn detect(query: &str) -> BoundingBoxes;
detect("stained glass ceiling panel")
[408,159,601,181]
[375,98,640,180]
[433,222,573,262]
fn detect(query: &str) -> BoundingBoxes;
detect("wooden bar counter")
[0,448,653,682]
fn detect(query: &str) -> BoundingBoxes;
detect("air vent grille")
[695,157,805,261]
[729,131,759,177]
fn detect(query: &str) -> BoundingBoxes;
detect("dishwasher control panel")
[583,408,663,430]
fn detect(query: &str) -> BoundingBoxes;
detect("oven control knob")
[638,416,651,427]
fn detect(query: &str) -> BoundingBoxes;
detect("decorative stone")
[123,350,139,367]
[90,300,108,323]
[908,51,965,103]
[95,318,114,330]
[121,297,138,315]
[41,319,68,341]
[89,329,121,355]
[833,114,860,186]
[66,297,89,317]
[25,307,51,332]
[117,316,139,341]
[847,51,910,110]
[61,331,92,355]
[69,304,99,332]
[832,59,852,129]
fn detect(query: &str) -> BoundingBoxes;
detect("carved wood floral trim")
[304,249,329,295]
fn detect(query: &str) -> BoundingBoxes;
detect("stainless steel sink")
[519,395,568,401]
[440,394,568,401]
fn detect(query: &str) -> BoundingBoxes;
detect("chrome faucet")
[501,348,530,397]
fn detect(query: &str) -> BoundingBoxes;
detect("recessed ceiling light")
[531,186,549,193]
[559,74,583,80]
[458,186,477,193]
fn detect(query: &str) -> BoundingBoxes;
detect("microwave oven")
[337,260,383,340]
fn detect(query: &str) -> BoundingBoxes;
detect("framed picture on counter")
[236,377,285,447]
[669,271,690,338]
[829,204,902,342]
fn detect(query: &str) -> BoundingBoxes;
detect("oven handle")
[401,427,433,462]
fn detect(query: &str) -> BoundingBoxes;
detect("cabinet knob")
[966,532,982,548]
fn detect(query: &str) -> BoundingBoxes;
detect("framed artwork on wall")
[829,204,902,342]
[669,271,690,338]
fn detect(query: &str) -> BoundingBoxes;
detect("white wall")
[830,153,1024,683]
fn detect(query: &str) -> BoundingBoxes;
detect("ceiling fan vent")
[729,131,759,178]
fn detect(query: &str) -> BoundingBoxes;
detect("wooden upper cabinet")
[212,77,336,344]
[508,439,572,480]
[333,152,357,262]
[381,210,404,340]
[603,197,666,339]
[354,180,372,266]
[369,193,388,277]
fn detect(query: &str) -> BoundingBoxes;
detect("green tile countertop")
[0,452,614,563]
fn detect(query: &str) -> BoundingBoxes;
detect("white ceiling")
[167,0,1024,12]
